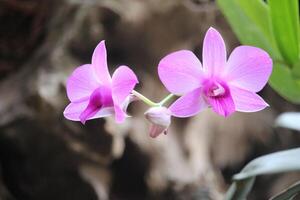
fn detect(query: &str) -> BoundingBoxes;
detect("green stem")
[158,94,174,106]
[131,90,159,107]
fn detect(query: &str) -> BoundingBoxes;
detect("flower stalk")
[131,90,160,107]
[158,94,174,106]
[132,90,174,107]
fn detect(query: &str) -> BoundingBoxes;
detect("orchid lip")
[79,86,114,124]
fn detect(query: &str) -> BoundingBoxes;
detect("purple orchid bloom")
[158,27,272,117]
[63,41,138,124]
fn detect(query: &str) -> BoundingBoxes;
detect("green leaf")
[270,181,300,200]
[236,1,274,46]
[269,0,300,65]
[275,112,300,131]
[217,0,281,59]
[269,63,300,103]
[226,148,300,199]
[217,0,300,103]
[225,178,255,200]
[234,148,300,180]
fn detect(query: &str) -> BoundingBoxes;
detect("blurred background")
[0,0,300,199]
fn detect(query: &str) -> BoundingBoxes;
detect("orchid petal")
[111,65,138,105]
[63,101,113,121]
[92,40,111,85]
[202,27,227,76]
[158,50,204,95]
[64,100,89,121]
[169,88,207,117]
[225,46,272,92]
[114,104,126,123]
[230,86,269,112]
[207,94,235,117]
[111,65,138,123]
[66,64,99,102]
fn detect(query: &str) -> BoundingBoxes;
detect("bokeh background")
[0,0,300,199]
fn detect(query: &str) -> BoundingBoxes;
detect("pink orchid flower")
[63,41,138,124]
[158,27,272,117]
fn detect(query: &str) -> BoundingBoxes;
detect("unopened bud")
[144,107,171,138]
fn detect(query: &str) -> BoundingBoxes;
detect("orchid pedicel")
[64,27,273,138]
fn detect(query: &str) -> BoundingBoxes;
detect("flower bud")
[144,107,171,138]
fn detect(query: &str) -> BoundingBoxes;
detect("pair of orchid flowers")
[63,27,273,138]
